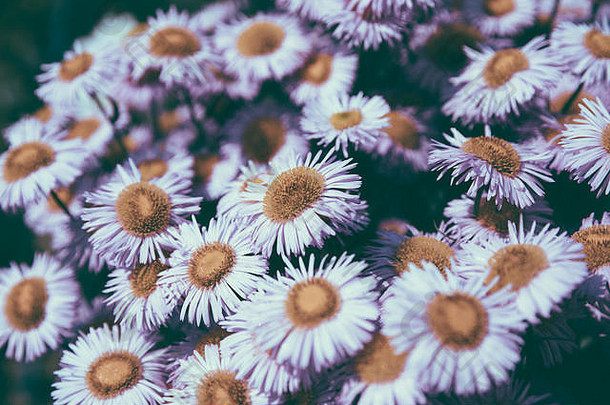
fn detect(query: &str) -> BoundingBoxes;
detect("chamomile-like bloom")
[560,97,610,197]
[216,161,270,218]
[191,143,242,199]
[458,220,587,323]
[0,118,85,211]
[464,0,536,36]
[382,263,526,395]
[24,186,80,237]
[126,6,217,87]
[287,39,358,105]
[275,0,343,21]
[429,127,553,208]
[572,212,610,290]
[301,92,390,157]
[322,4,405,50]
[224,102,309,166]
[52,324,168,405]
[443,192,551,242]
[229,253,378,372]
[0,254,79,362]
[349,0,435,16]
[59,101,114,159]
[132,146,194,182]
[159,216,267,327]
[366,223,457,288]
[214,13,311,81]
[81,159,202,268]
[165,345,276,405]
[104,259,180,330]
[338,331,426,405]
[36,38,124,107]
[224,151,367,257]
[443,37,562,124]
[363,108,430,171]
[221,317,310,395]
[551,19,610,86]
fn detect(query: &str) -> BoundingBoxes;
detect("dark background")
[1,0,609,404]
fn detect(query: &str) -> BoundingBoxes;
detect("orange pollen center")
[584,29,610,59]
[394,236,453,275]
[482,49,529,88]
[330,110,363,131]
[129,260,168,298]
[2,141,56,183]
[427,292,489,350]
[65,118,102,141]
[285,278,341,329]
[482,0,515,16]
[196,370,251,405]
[301,53,334,85]
[114,182,172,237]
[476,198,520,236]
[137,158,169,182]
[85,351,143,399]
[263,166,325,223]
[486,244,549,292]
[194,327,231,356]
[572,225,610,273]
[188,242,236,289]
[354,333,409,384]
[241,117,287,164]
[59,52,94,81]
[383,111,420,149]
[194,154,221,185]
[149,26,201,57]
[4,277,48,331]
[33,105,53,122]
[236,22,286,57]
[461,136,521,177]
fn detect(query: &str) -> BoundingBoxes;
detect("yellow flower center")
[2,142,56,183]
[188,242,236,289]
[482,49,529,88]
[285,278,341,329]
[4,277,48,331]
[115,182,172,237]
[149,26,201,57]
[236,22,286,57]
[85,351,142,399]
[461,136,521,177]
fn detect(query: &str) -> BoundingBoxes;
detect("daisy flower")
[377,217,411,235]
[168,325,230,364]
[457,220,587,322]
[349,0,435,16]
[529,113,580,173]
[110,70,165,110]
[322,4,405,50]
[104,259,180,330]
[191,61,263,101]
[442,37,563,124]
[54,216,109,273]
[301,92,390,157]
[165,345,276,405]
[36,38,124,107]
[220,317,310,395]
[132,146,194,182]
[214,13,312,81]
[366,224,457,287]
[408,12,485,92]
[224,151,367,257]
[126,6,218,87]
[216,161,270,219]
[275,0,343,21]
[381,262,526,395]
[192,143,242,199]
[287,38,358,105]
[85,13,139,49]
[551,19,610,86]
[59,101,114,159]
[224,102,309,166]
[536,0,592,24]
[190,1,240,34]
[443,192,551,242]
[0,253,79,362]
[24,186,80,237]
[52,324,167,405]
[463,0,536,36]
[560,97,610,196]
[363,108,430,171]
[229,253,378,372]
[572,212,610,289]
[159,216,267,327]
[0,118,85,211]
[429,127,553,208]
[338,331,426,405]
[81,159,202,268]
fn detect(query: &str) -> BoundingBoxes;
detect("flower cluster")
[1,0,609,404]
